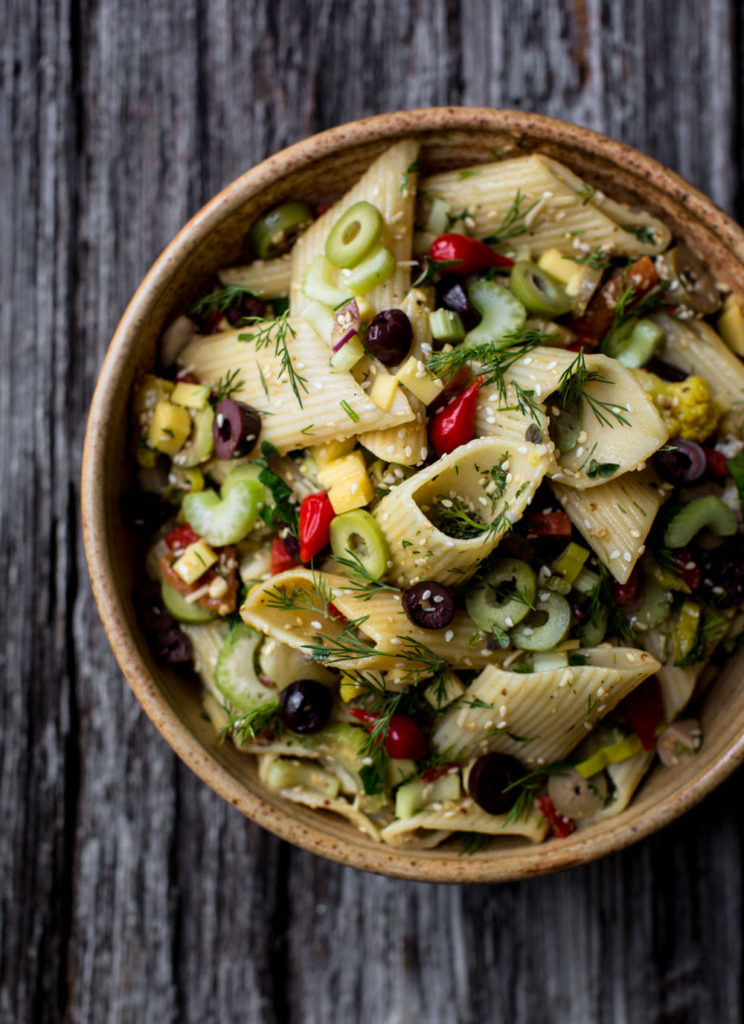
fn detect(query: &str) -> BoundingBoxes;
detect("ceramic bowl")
[82,107,744,882]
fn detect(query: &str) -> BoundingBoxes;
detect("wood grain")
[2,0,743,1021]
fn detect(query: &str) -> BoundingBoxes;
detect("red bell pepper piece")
[622,675,663,751]
[298,492,336,563]
[537,796,576,838]
[270,534,298,575]
[704,447,728,479]
[348,708,426,760]
[570,256,659,343]
[430,376,483,457]
[429,233,514,275]
[165,523,201,553]
[523,510,573,537]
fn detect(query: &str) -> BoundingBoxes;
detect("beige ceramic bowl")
[82,107,744,882]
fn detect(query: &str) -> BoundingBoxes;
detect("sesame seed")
[445,630,454,642]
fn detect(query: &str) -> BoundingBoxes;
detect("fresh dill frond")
[211,367,245,403]
[190,283,257,318]
[576,184,597,206]
[556,349,631,430]
[333,551,400,600]
[459,833,488,856]
[432,495,510,541]
[482,189,541,245]
[501,761,575,826]
[218,701,280,745]
[569,246,611,269]
[238,309,308,408]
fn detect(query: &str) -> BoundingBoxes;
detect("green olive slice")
[509,261,573,317]
[510,591,571,651]
[250,201,313,260]
[665,244,721,314]
[465,558,537,631]
[329,509,389,580]
[326,201,384,268]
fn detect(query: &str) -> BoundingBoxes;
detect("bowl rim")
[82,105,744,882]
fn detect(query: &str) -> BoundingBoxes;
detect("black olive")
[697,538,744,608]
[279,679,333,734]
[436,276,480,330]
[653,439,706,484]
[365,309,413,367]
[120,491,173,532]
[401,581,456,629]
[153,627,193,664]
[135,581,175,633]
[281,531,301,561]
[225,293,267,326]
[213,399,261,459]
[468,753,525,815]
[646,358,689,383]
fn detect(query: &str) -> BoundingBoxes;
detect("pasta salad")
[126,140,744,849]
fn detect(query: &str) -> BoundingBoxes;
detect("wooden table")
[3,1,743,1020]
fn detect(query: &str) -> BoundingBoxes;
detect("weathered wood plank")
[1,0,743,1022]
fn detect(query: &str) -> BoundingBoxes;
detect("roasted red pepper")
[622,674,663,752]
[270,534,299,575]
[537,796,576,838]
[298,492,336,563]
[165,523,201,554]
[429,233,514,275]
[430,376,484,457]
[570,256,659,343]
[523,510,573,537]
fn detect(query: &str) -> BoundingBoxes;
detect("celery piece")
[342,244,396,296]
[552,542,590,586]
[301,299,336,344]
[329,334,365,372]
[172,405,215,468]
[215,621,278,713]
[302,255,352,308]
[463,278,526,347]
[664,496,737,548]
[674,601,702,664]
[266,758,341,798]
[429,308,465,343]
[575,733,643,779]
[160,580,216,624]
[182,478,263,546]
[532,650,569,672]
[394,772,461,820]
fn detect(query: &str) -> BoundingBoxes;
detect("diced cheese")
[317,449,367,489]
[537,248,577,285]
[171,381,210,410]
[717,294,744,356]
[148,400,192,455]
[339,673,363,702]
[172,539,218,585]
[395,356,444,405]
[313,438,358,470]
[328,471,375,514]
[368,371,399,412]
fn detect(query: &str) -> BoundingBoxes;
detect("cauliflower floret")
[634,370,722,441]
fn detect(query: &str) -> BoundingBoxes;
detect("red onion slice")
[331,299,361,350]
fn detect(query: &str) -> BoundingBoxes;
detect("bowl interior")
[82,108,744,881]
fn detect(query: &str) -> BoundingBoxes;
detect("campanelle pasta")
[128,138,744,850]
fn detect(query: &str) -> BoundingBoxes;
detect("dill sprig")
[333,551,400,600]
[263,574,335,619]
[502,761,575,826]
[569,246,611,270]
[482,189,541,245]
[433,495,511,540]
[190,283,257,318]
[611,270,666,332]
[238,310,308,408]
[211,367,245,403]
[557,349,631,429]
[218,701,280,745]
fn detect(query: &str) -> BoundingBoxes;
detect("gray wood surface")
[3,0,743,1021]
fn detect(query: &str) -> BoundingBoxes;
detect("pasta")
[128,140,744,851]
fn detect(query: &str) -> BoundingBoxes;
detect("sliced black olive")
[365,309,413,366]
[402,581,456,629]
[468,753,524,815]
[154,627,193,664]
[697,538,744,608]
[436,276,480,330]
[653,439,706,484]
[279,679,333,734]
[646,358,689,383]
[664,244,721,314]
[120,491,172,532]
[225,293,267,326]
[136,580,175,633]
[213,399,261,459]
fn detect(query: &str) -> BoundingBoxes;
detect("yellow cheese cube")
[171,381,210,410]
[355,296,375,322]
[395,356,444,405]
[339,673,363,702]
[328,472,375,514]
[317,449,367,490]
[368,371,399,412]
[537,248,577,286]
[172,539,218,585]
[313,438,358,470]
[148,400,192,455]
[717,294,744,356]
